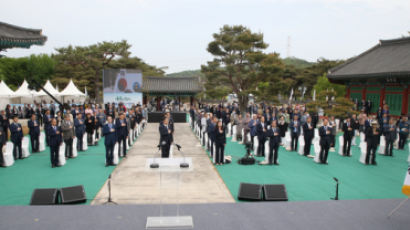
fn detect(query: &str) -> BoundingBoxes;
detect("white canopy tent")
[11,80,35,104]
[37,80,61,102]
[0,81,15,109]
[59,79,86,103]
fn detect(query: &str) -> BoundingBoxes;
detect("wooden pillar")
[346,85,351,99]
[362,86,367,100]
[402,85,409,115]
[380,86,386,108]
[143,95,147,105]
[190,96,194,106]
[156,96,161,111]
[178,96,181,111]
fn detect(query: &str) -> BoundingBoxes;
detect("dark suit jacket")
[115,118,128,137]
[267,127,281,145]
[303,123,314,140]
[159,123,172,145]
[48,126,62,146]
[28,120,40,136]
[10,122,23,142]
[342,122,354,139]
[319,126,332,146]
[214,127,226,145]
[103,123,117,146]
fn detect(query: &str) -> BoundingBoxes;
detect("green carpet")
[208,133,409,202]
[0,137,124,206]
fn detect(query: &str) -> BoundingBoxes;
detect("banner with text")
[103,69,143,106]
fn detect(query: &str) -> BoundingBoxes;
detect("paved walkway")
[92,123,234,205]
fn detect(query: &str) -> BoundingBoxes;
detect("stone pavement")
[91,123,234,205]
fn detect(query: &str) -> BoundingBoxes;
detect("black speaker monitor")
[238,183,263,201]
[60,185,87,204]
[30,188,59,205]
[263,184,288,201]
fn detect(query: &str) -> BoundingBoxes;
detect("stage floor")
[1,199,409,230]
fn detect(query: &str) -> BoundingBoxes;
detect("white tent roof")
[43,80,60,95]
[0,81,15,96]
[14,80,32,97]
[59,79,86,96]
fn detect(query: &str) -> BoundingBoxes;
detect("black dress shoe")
[274,162,279,165]
[371,162,377,165]
[52,165,55,168]
[105,163,109,167]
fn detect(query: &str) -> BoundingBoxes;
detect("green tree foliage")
[166,70,204,78]
[314,73,346,98]
[0,54,55,90]
[201,25,268,112]
[306,90,357,118]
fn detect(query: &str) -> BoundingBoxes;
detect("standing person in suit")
[0,126,5,166]
[365,121,381,165]
[302,116,314,156]
[115,112,128,157]
[278,116,288,140]
[159,117,172,158]
[102,116,116,166]
[61,114,75,158]
[384,118,397,156]
[207,116,217,156]
[0,110,9,142]
[74,113,85,151]
[342,117,354,156]
[248,114,258,149]
[398,116,409,150]
[10,116,23,160]
[48,118,62,168]
[28,114,40,153]
[43,110,52,146]
[329,116,337,151]
[290,115,301,151]
[256,116,267,156]
[85,113,95,146]
[214,120,226,165]
[266,120,281,165]
[319,118,332,164]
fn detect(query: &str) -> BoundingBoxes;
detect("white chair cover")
[72,138,78,157]
[227,123,232,137]
[169,144,174,158]
[313,129,320,143]
[253,136,259,154]
[113,142,119,165]
[58,142,66,166]
[39,132,46,152]
[3,142,15,167]
[239,128,245,144]
[264,140,269,157]
[313,142,321,163]
[21,137,30,158]
[338,136,344,156]
[335,119,340,132]
[359,142,367,164]
[378,136,386,155]
[351,130,357,146]
[82,134,88,151]
[394,136,399,149]
[232,125,237,142]
[298,137,305,155]
[284,132,292,151]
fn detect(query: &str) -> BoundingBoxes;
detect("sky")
[1,0,410,74]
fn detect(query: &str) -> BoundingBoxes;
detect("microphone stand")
[331,177,339,200]
[174,143,189,168]
[103,174,117,205]
[150,145,162,168]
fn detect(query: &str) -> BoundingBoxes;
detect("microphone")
[333,177,339,183]
[174,143,189,168]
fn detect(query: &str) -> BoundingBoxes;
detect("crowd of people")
[189,102,410,166]
[0,102,147,167]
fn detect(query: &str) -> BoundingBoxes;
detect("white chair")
[232,125,237,142]
[129,130,133,144]
[169,145,174,158]
[264,140,269,157]
[394,136,399,149]
[58,142,66,166]
[2,142,15,167]
[113,142,119,165]
[39,132,46,152]
[335,119,340,133]
[338,136,344,156]
[298,137,305,155]
[21,137,30,158]
[204,133,208,148]
[351,130,358,146]
[82,134,88,151]
[378,136,386,155]
[359,142,367,164]
[313,129,320,144]
[284,132,292,151]
[313,142,321,163]
[72,138,78,157]
[227,123,232,137]
[253,136,259,155]
[126,137,130,150]
[92,132,96,146]
[239,128,245,144]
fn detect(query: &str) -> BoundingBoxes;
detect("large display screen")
[103,69,143,106]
